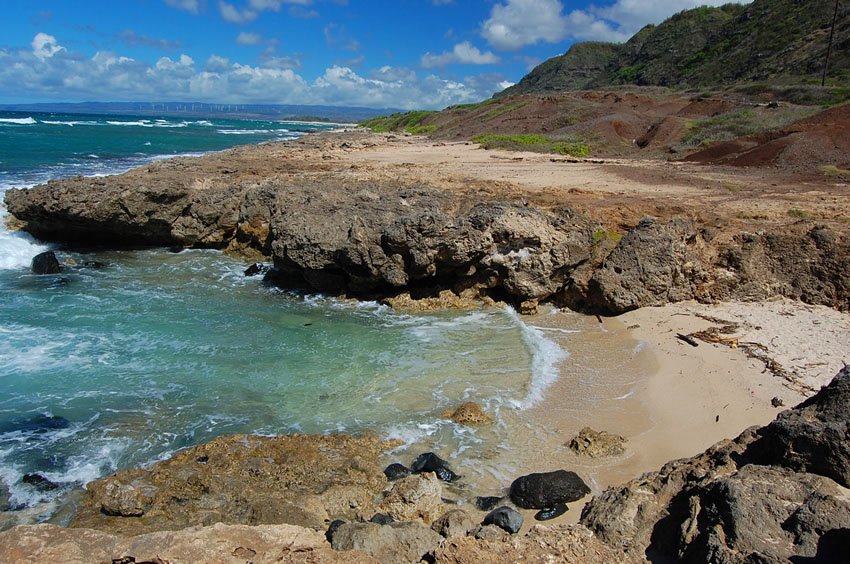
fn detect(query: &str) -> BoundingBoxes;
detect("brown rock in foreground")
[440,401,493,426]
[70,433,399,536]
[581,366,850,562]
[568,427,626,458]
[0,522,376,564]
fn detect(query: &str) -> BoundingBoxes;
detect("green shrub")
[471,133,591,157]
[360,110,437,133]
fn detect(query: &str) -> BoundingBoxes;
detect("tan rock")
[568,427,627,458]
[441,402,493,426]
[0,522,377,564]
[384,290,486,312]
[379,472,444,524]
[70,433,400,536]
[332,521,443,564]
[432,509,477,539]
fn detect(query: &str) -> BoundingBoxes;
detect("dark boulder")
[22,474,59,491]
[244,262,269,277]
[31,251,61,275]
[535,504,568,521]
[369,513,395,525]
[383,463,411,481]
[410,452,458,482]
[744,366,850,488]
[509,470,590,509]
[325,519,345,543]
[482,506,523,534]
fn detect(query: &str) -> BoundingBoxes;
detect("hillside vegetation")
[499,0,849,97]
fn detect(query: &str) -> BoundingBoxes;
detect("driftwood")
[676,333,699,347]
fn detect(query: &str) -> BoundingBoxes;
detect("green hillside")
[498,0,849,97]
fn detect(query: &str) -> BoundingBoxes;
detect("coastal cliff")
[5,132,849,314]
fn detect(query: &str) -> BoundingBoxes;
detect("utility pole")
[822,0,841,87]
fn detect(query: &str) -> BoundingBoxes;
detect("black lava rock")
[244,263,269,277]
[22,473,59,491]
[31,251,61,275]
[369,513,395,525]
[509,470,590,509]
[482,506,523,534]
[326,519,346,543]
[474,496,504,511]
[534,504,568,521]
[410,452,459,482]
[383,463,411,481]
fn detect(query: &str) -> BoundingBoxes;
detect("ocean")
[0,111,584,521]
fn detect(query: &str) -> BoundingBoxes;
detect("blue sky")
[0,0,749,109]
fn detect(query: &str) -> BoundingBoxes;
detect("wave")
[0,117,36,125]
[504,307,570,409]
[216,128,292,135]
[40,120,100,127]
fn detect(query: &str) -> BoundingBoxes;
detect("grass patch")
[471,133,591,157]
[446,99,496,111]
[592,226,622,245]
[682,106,816,147]
[787,208,809,219]
[482,100,529,121]
[821,165,850,178]
[360,110,437,133]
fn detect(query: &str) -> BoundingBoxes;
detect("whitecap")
[0,117,36,125]
[504,307,569,409]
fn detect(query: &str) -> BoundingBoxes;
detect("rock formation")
[581,366,850,562]
[69,433,399,536]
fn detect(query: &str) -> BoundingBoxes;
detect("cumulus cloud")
[420,41,500,68]
[482,0,752,48]
[236,31,262,45]
[481,0,570,50]
[1,32,506,109]
[218,0,313,23]
[31,32,66,61]
[164,0,202,14]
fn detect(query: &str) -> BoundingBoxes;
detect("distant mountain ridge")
[499,0,849,97]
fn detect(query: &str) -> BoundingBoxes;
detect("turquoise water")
[0,112,568,516]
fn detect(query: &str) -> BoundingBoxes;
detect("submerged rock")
[474,496,504,512]
[482,506,523,534]
[243,262,269,277]
[0,414,70,435]
[509,470,590,509]
[21,474,59,492]
[567,427,626,458]
[31,251,61,275]
[410,452,459,482]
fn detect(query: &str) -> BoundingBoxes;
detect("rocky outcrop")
[69,433,399,536]
[568,427,627,458]
[31,251,60,274]
[581,366,850,562]
[331,521,442,564]
[378,472,444,524]
[6,133,850,313]
[0,522,372,564]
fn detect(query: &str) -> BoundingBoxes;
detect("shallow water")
[0,114,650,522]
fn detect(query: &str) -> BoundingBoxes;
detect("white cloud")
[164,0,202,14]
[1,33,507,110]
[31,32,65,61]
[236,32,262,45]
[481,0,570,50]
[421,41,500,68]
[219,0,313,23]
[482,0,752,48]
